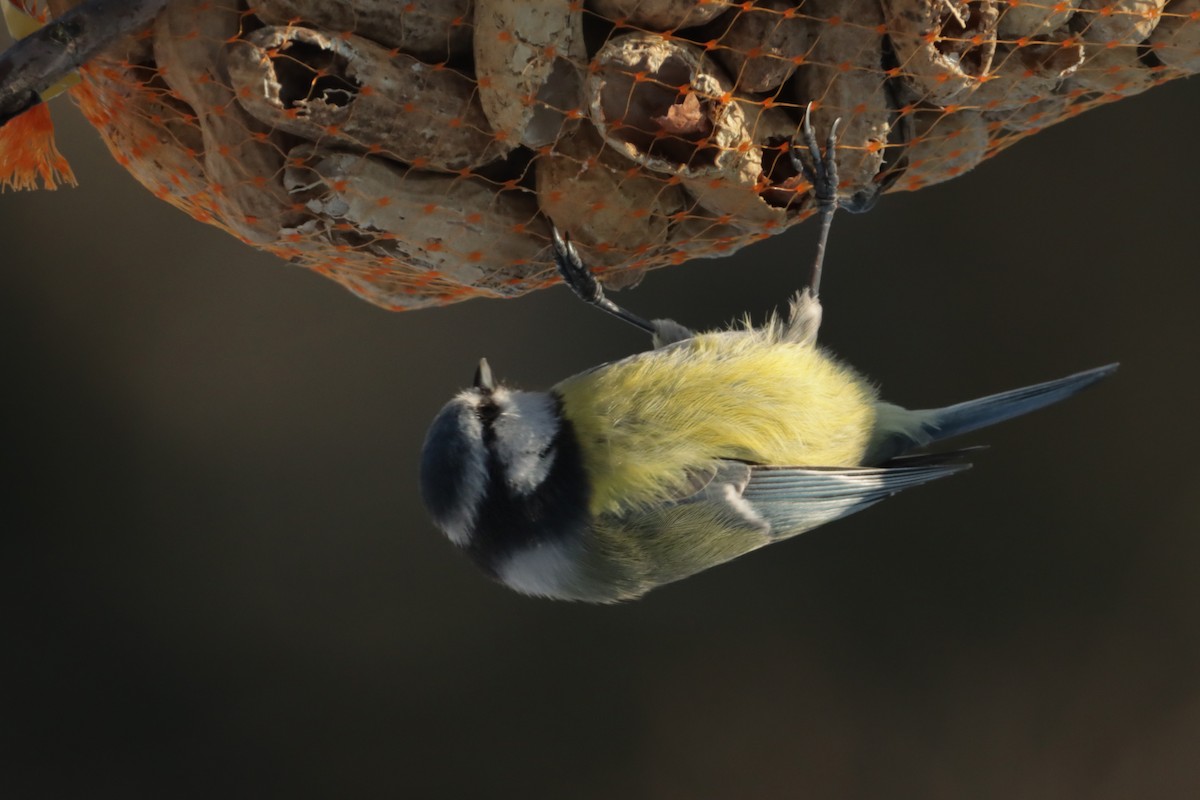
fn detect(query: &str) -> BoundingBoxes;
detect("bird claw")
[551,226,603,306]
[790,103,841,210]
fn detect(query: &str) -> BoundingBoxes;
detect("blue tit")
[418,111,1117,603]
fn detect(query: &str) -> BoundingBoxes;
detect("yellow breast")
[554,329,878,516]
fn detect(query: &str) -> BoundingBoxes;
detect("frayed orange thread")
[0,0,79,190]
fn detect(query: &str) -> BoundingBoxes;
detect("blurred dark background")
[1,61,1198,797]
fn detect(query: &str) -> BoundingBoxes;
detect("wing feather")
[576,458,970,601]
[742,460,970,539]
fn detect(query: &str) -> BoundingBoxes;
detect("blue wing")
[740,459,970,539]
[573,457,970,601]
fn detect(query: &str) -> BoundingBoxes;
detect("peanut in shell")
[284,146,548,295]
[535,122,688,267]
[892,107,989,189]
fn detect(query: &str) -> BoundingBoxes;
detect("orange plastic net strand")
[0,0,79,190]
[37,0,1200,309]
[0,102,77,189]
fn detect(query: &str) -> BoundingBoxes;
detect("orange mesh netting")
[21,0,1200,309]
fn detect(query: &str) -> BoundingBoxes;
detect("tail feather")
[866,364,1117,463]
[924,363,1118,442]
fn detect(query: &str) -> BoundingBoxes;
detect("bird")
[418,108,1117,602]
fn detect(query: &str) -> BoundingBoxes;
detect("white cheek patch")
[491,391,560,495]
[497,540,581,600]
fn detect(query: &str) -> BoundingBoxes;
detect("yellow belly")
[554,329,878,516]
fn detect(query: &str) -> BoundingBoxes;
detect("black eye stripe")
[476,399,501,428]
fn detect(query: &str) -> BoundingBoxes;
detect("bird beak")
[474,358,495,393]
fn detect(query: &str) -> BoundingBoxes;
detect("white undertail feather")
[783,289,823,346]
[752,290,823,346]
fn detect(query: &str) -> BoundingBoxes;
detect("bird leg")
[550,227,658,337]
[790,103,842,299]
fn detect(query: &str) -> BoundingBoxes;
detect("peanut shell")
[998,0,1079,38]
[884,0,1002,104]
[586,32,751,179]
[678,99,812,230]
[1149,0,1200,72]
[589,0,734,30]
[892,108,989,189]
[965,36,1085,109]
[983,93,1074,130]
[284,146,548,293]
[226,27,501,172]
[246,0,474,62]
[793,0,892,208]
[1074,0,1166,44]
[1070,42,1159,94]
[535,122,688,267]
[473,0,586,149]
[153,0,299,244]
[711,0,814,93]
